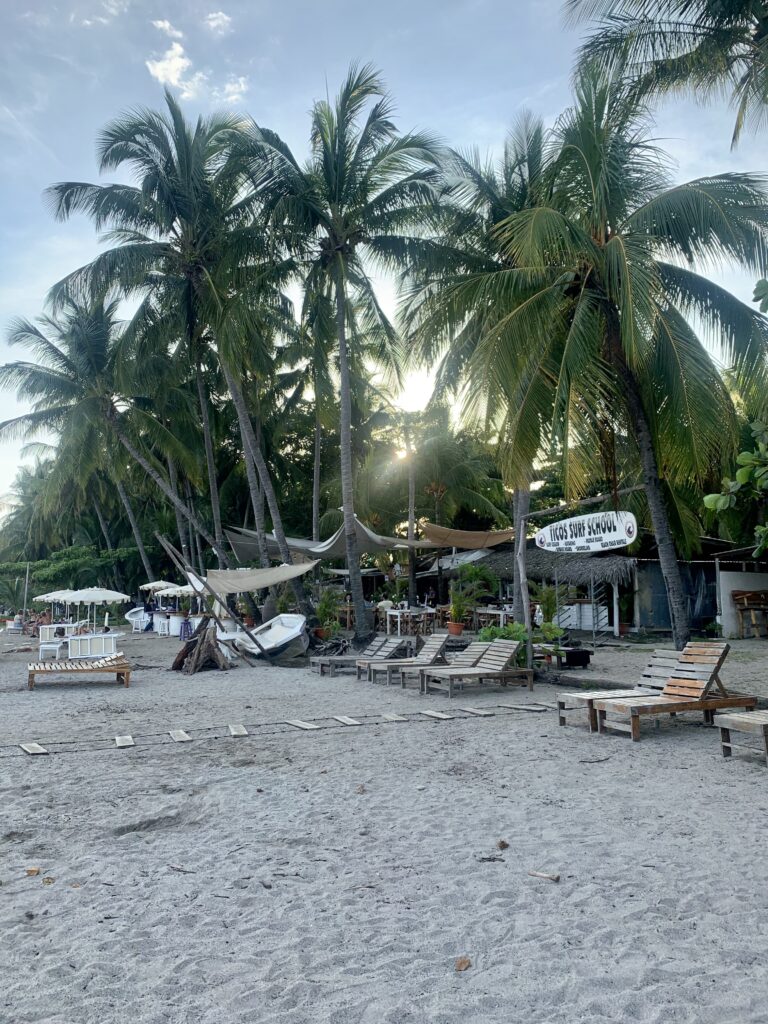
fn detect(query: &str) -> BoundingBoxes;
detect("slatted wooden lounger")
[27,653,132,690]
[593,642,757,741]
[421,639,533,697]
[398,640,490,690]
[365,634,448,684]
[557,645,710,733]
[353,637,410,679]
[309,636,387,677]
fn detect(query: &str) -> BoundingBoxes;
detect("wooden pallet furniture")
[420,639,533,698]
[716,710,768,767]
[365,634,448,684]
[593,642,757,741]
[557,645,712,732]
[353,637,409,679]
[732,590,768,639]
[27,653,131,690]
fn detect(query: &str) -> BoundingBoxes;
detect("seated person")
[54,626,66,638]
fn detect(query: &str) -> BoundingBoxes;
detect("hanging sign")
[535,511,637,554]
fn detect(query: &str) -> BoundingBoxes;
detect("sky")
[1,0,767,498]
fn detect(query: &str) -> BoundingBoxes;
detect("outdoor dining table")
[473,607,512,629]
[386,607,436,636]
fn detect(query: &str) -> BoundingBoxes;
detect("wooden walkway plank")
[333,716,362,726]
[115,735,135,748]
[228,724,248,737]
[382,713,407,722]
[20,742,48,755]
[459,707,495,717]
[169,729,192,743]
[419,710,453,720]
[285,719,320,731]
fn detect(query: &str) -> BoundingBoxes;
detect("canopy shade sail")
[226,518,436,563]
[139,580,177,592]
[420,523,514,549]
[189,560,319,597]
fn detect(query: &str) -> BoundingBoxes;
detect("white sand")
[2,634,768,1023]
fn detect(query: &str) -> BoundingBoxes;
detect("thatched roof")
[481,543,636,587]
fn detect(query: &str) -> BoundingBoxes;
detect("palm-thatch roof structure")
[481,543,636,588]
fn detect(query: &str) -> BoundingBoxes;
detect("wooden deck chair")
[421,639,532,697]
[557,642,733,732]
[309,636,387,677]
[593,642,757,741]
[366,634,448,685]
[27,653,132,690]
[354,637,410,679]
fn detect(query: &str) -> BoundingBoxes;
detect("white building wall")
[717,570,768,638]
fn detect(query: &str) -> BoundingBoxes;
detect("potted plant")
[315,588,341,639]
[447,584,468,635]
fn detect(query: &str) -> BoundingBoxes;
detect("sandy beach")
[2,634,768,1024]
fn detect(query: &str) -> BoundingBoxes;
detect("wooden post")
[515,522,533,670]
[612,583,620,638]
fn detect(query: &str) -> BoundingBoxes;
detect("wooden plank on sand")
[419,710,453,720]
[20,742,48,755]
[169,729,192,743]
[285,719,320,731]
[382,713,407,722]
[333,716,361,726]
[228,724,248,737]
[115,735,135,748]
[460,707,495,717]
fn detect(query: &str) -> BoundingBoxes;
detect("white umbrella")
[33,589,78,602]
[139,580,177,592]
[67,588,131,604]
[155,585,196,598]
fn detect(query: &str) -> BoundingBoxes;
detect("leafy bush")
[478,621,565,663]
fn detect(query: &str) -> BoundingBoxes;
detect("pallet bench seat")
[557,642,732,733]
[310,636,388,676]
[716,710,768,767]
[421,639,533,698]
[27,653,131,690]
[595,691,758,741]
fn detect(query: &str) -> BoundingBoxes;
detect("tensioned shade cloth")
[420,523,515,549]
[139,580,177,592]
[226,518,436,563]
[65,588,131,604]
[189,560,319,596]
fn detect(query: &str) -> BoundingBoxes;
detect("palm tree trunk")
[241,428,271,568]
[93,498,124,591]
[512,487,531,624]
[195,366,225,565]
[614,354,690,649]
[111,417,231,569]
[220,361,310,613]
[312,404,322,543]
[167,458,191,564]
[334,263,370,638]
[114,477,153,581]
[406,432,417,607]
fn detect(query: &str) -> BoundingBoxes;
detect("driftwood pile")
[172,616,230,673]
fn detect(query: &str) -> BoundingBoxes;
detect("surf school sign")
[535,511,637,554]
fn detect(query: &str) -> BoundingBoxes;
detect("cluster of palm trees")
[3,2,768,646]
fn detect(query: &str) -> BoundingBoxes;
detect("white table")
[473,608,512,628]
[39,623,79,642]
[386,607,437,636]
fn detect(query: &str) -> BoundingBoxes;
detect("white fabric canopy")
[139,580,177,592]
[33,589,79,602]
[155,585,197,598]
[189,561,318,596]
[227,517,437,563]
[66,588,131,604]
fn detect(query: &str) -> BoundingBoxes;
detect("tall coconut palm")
[419,63,768,647]
[244,63,441,638]
[44,90,301,579]
[566,0,768,145]
[0,297,225,566]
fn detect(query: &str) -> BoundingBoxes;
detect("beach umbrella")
[154,585,196,598]
[66,588,131,632]
[139,580,177,592]
[33,589,79,602]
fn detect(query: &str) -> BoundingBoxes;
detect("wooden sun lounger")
[557,647,697,732]
[354,637,410,679]
[397,640,490,690]
[421,640,533,697]
[27,653,131,690]
[310,636,387,677]
[593,642,757,741]
[366,635,448,684]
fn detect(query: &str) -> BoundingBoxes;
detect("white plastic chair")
[156,617,170,637]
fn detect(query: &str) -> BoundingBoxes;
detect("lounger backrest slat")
[475,640,519,671]
[450,642,490,667]
[662,678,709,699]
[661,642,729,699]
[418,635,447,658]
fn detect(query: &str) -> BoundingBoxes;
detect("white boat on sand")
[224,614,309,661]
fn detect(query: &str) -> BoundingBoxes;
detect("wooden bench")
[421,640,533,698]
[716,710,768,767]
[27,654,131,690]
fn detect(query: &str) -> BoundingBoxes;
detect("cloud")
[214,75,249,105]
[203,11,232,35]
[151,19,184,39]
[146,41,191,87]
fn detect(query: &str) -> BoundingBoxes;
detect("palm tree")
[244,63,441,638]
[422,63,768,647]
[0,297,226,566]
[566,0,768,145]
[44,90,302,579]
